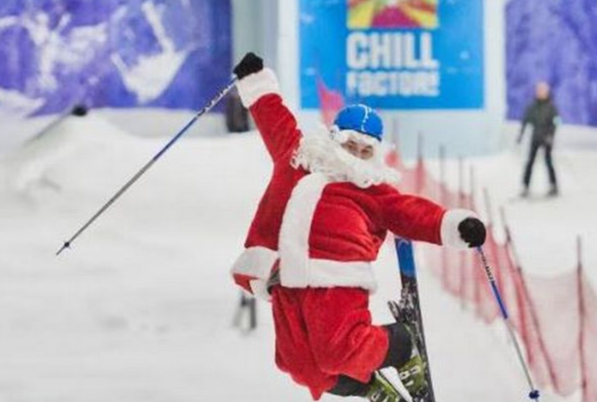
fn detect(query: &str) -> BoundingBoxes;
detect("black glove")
[458,217,486,248]
[233,52,263,80]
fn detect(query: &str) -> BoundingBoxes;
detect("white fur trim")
[272,172,380,292]
[249,279,272,301]
[331,128,381,147]
[231,246,278,279]
[441,209,478,249]
[279,173,329,286]
[284,259,377,292]
[236,68,280,108]
[277,173,378,292]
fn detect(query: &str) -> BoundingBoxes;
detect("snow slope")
[0,112,594,402]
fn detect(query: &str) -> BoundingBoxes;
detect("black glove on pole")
[233,52,264,79]
[458,217,486,248]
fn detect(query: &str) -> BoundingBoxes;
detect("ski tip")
[529,389,540,400]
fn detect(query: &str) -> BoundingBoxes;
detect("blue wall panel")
[0,0,231,117]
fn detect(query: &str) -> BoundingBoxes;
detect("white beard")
[291,130,401,189]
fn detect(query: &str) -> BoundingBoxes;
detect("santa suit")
[230,69,472,399]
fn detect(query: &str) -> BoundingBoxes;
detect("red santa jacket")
[231,69,474,299]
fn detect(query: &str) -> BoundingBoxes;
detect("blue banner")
[506,0,597,127]
[0,0,231,117]
[300,0,484,110]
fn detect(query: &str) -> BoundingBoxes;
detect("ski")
[390,237,436,402]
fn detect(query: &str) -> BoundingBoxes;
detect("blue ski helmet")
[333,104,383,141]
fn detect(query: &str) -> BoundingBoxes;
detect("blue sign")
[0,0,231,117]
[300,0,484,110]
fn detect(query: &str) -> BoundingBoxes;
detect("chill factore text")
[347,32,439,98]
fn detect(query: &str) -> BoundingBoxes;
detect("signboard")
[300,0,484,110]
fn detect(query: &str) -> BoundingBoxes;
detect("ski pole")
[56,77,238,256]
[476,247,540,401]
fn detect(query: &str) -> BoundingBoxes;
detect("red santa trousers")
[271,286,389,400]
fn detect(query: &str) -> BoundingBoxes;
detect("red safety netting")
[386,148,597,401]
[581,273,597,402]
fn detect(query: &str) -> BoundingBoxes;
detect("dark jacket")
[519,98,559,145]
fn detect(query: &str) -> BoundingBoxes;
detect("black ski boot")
[389,300,430,401]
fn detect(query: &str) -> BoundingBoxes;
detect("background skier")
[518,81,560,197]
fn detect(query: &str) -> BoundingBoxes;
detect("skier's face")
[341,139,375,160]
[536,82,550,100]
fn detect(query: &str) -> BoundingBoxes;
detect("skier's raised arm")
[233,53,301,161]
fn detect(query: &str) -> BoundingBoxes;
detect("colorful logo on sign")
[348,0,438,29]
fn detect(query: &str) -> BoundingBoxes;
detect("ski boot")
[366,371,404,402]
[389,300,430,401]
[396,349,427,399]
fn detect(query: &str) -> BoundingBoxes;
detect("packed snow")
[0,111,595,402]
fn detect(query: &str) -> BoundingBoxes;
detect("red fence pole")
[458,157,467,310]
[577,236,588,401]
[392,117,400,152]
[439,145,448,291]
[469,166,482,310]
[483,188,504,294]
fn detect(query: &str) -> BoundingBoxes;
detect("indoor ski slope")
[0,112,594,402]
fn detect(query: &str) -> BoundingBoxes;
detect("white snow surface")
[0,111,595,402]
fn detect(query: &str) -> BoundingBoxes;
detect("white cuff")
[231,246,278,279]
[249,279,272,302]
[236,68,280,108]
[441,209,478,250]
